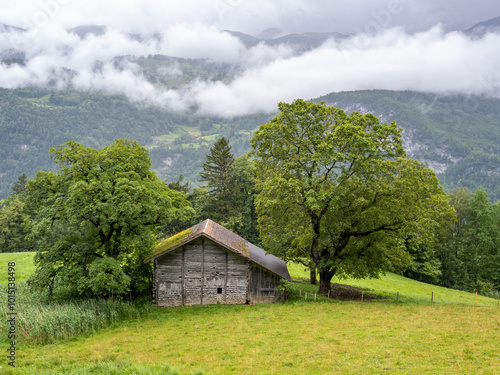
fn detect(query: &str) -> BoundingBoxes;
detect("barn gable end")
[145,219,291,307]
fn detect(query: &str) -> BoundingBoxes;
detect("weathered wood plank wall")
[248,265,282,304]
[154,238,250,306]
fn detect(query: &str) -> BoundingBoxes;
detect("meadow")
[0,253,499,374]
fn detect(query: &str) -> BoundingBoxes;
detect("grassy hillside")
[1,252,499,374]
[0,252,35,282]
[288,263,499,306]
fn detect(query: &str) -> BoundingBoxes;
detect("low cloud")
[0,21,499,117]
[191,27,500,116]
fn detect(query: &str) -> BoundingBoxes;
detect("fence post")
[396,292,399,304]
[361,291,364,302]
[305,292,307,301]
[314,293,317,302]
[431,292,434,306]
[299,290,301,298]
[328,290,330,299]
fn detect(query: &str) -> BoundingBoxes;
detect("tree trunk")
[318,269,336,295]
[310,265,317,285]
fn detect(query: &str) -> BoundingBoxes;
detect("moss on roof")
[230,238,249,256]
[146,227,194,261]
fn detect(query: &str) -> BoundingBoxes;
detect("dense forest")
[1,87,499,201]
[0,86,269,198]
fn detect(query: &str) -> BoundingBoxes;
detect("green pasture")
[1,252,499,374]
[9,302,500,375]
[180,125,201,137]
[0,252,35,283]
[288,262,499,307]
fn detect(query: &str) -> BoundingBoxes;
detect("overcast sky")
[1,0,497,35]
[0,0,499,116]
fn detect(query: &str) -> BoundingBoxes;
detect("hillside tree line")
[0,100,499,299]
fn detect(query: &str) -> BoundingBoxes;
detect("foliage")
[275,278,293,296]
[11,173,28,195]
[199,137,237,221]
[402,241,442,285]
[0,196,32,252]
[224,154,261,245]
[319,90,500,202]
[25,139,194,298]
[189,143,261,244]
[251,99,454,294]
[437,187,500,293]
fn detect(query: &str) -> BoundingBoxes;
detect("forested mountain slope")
[0,87,267,198]
[0,87,499,201]
[319,91,500,201]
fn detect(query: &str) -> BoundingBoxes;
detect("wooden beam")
[201,238,205,305]
[181,246,185,306]
[224,250,228,303]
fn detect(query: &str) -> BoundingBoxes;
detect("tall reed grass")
[0,282,154,344]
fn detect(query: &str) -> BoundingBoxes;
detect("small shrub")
[475,280,497,296]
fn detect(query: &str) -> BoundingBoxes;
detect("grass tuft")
[1,360,202,374]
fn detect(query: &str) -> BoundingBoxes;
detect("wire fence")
[294,286,500,307]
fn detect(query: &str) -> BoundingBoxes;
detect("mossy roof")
[144,219,291,280]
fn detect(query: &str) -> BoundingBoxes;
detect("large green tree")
[0,197,31,253]
[0,174,32,253]
[199,137,237,222]
[251,99,454,295]
[26,139,194,298]
[438,187,500,292]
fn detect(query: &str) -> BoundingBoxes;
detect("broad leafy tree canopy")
[251,99,454,294]
[26,139,194,297]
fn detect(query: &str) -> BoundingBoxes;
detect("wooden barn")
[144,219,291,307]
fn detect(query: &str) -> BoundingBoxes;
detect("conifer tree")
[199,137,236,221]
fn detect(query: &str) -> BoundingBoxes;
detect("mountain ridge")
[0,88,499,201]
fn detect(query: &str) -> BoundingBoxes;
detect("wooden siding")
[248,265,283,304]
[154,238,249,307]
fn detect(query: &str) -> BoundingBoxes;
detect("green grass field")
[1,252,499,374]
[11,302,500,374]
[0,252,36,283]
[287,263,500,307]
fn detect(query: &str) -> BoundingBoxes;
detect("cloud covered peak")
[0,1,498,117]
